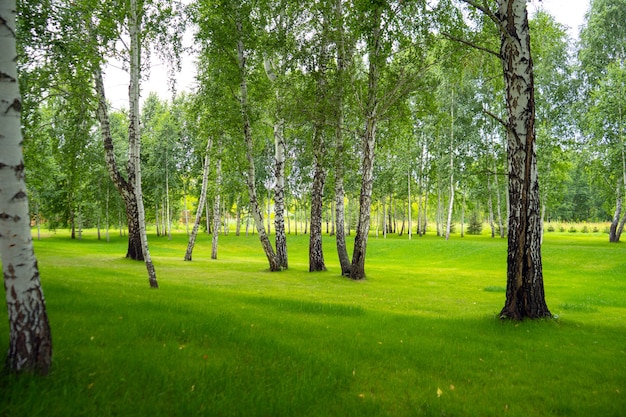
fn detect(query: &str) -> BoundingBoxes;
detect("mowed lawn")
[1,229,625,416]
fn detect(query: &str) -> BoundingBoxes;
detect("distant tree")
[579,0,626,242]
[0,0,52,374]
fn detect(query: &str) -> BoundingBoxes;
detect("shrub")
[582,225,589,233]
[547,224,555,232]
[569,226,577,233]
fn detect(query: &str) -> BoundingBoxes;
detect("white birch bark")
[236,16,279,271]
[445,90,455,240]
[211,143,222,260]
[496,0,550,319]
[184,139,212,261]
[350,7,382,280]
[333,0,351,275]
[0,1,52,374]
[408,171,412,240]
[128,0,157,288]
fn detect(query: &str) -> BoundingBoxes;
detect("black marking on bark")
[6,263,16,279]
[0,13,17,38]
[0,71,16,83]
[11,190,26,201]
[4,98,22,113]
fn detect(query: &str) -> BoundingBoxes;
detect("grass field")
[1,229,625,416]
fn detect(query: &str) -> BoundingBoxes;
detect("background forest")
[16,0,626,242]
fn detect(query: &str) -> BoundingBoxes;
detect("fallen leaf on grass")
[437,388,443,398]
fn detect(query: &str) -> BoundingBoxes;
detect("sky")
[103,1,591,110]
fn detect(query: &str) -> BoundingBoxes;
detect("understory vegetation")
[1,230,624,416]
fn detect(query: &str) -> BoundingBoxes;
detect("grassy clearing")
[1,230,625,416]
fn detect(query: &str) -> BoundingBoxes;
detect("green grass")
[1,230,625,416]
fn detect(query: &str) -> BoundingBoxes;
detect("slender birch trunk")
[128,0,157,288]
[236,197,242,236]
[408,171,412,239]
[488,177,496,238]
[211,142,222,260]
[0,1,52,374]
[332,0,351,275]
[487,178,496,238]
[184,139,212,261]
[445,91,455,241]
[309,125,327,272]
[273,119,288,268]
[236,17,279,271]
[350,6,382,280]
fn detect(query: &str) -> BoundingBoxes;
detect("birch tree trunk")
[445,92,455,240]
[0,1,52,374]
[211,143,222,260]
[95,67,145,260]
[273,118,288,269]
[408,171,412,240]
[309,125,327,272]
[128,0,157,288]
[333,0,351,276]
[184,139,212,261]
[488,177,496,238]
[236,17,279,271]
[609,182,623,242]
[350,6,382,280]
[497,0,550,319]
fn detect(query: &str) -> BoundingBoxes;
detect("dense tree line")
[3,0,626,373]
[17,2,623,242]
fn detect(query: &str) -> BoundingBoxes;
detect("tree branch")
[441,32,501,59]
[483,107,508,129]
[459,0,500,26]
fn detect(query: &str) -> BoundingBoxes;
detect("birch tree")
[193,0,281,270]
[579,0,626,242]
[184,138,212,261]
[460,0,551,319]
[349,0,431,279]
[0,0,52,374]
[332,0,352,275]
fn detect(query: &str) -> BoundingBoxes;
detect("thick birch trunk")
[0,2,52,374]
[184,139,212,261]
[498,0,550,319]
[236,18,279,271]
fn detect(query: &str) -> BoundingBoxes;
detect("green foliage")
[4,232,624,416]
[466,211,483,235]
